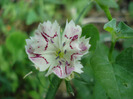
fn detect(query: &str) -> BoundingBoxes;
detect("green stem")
[99,4,112,21]
[65,80,74,96]
[99,4,115,60]
[45,76,62,99]
[103,7,112,21]
[36,73,46,89]
[108,40,115,61]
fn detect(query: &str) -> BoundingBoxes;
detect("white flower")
[25,20,91,79]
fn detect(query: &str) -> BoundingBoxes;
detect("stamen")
[56,56,60,60]
[59,61,62,65]
[58,51,61,54]
[61,60,65,62]
[63,42,66,47]
[23,71,33,79]
[64,50,67,54]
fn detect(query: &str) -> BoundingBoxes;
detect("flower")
[25,20,90,80]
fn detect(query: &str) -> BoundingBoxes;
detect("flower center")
[55,50,64,60]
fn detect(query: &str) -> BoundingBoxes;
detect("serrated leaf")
[90,43,121,99]
[82,24,99,51]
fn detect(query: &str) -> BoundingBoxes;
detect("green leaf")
[104,19,116,33]
[10,72,18,93]
[45,75,62,99]
[128,2,133,18]
[104,19,133,39]
[117,22,133,39]
[123,39,133,48]
[65,81,74,96]
[0,46,9,72]
[73,79,93,99]
[82,24,99,51]
[95,0,118,8]
[113,64,133,99]
[114,47,133,99]
[80,53,94,83]
[93,81,108,99]
[90,43,121,99]
[0,75,12,93]
[6,32,27,62]
[29,91,41,99]
[26,10,38,25]
[115,47,133,73]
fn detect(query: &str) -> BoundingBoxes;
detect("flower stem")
[45,75,62,99]
[103,7,112,21]
[99,4,112,21]
[99,4,115,60]
[108,40,115,61]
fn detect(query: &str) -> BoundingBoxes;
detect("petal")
[45,65,54,77]
[70,37,91,55]
[38,20,61,50]
[73,61,83,73]
[38,20,60,38]
[30,54,50,71]
[31,35,48,54]
[25,31,49,55]
[78,37,91,54]
[63,20,82,38]
[25,39,36,56]
[52,61,74,78]
[65,61,74,75]
[52,65,63,78]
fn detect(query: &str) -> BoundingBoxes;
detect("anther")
[63,42,66,47]
[59,61,62,65]
[56,56,60,60]
[58,51,61,54]
[61,60,65,62]
[64,50,67,54]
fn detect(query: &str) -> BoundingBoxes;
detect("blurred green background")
[0,0,133,99]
